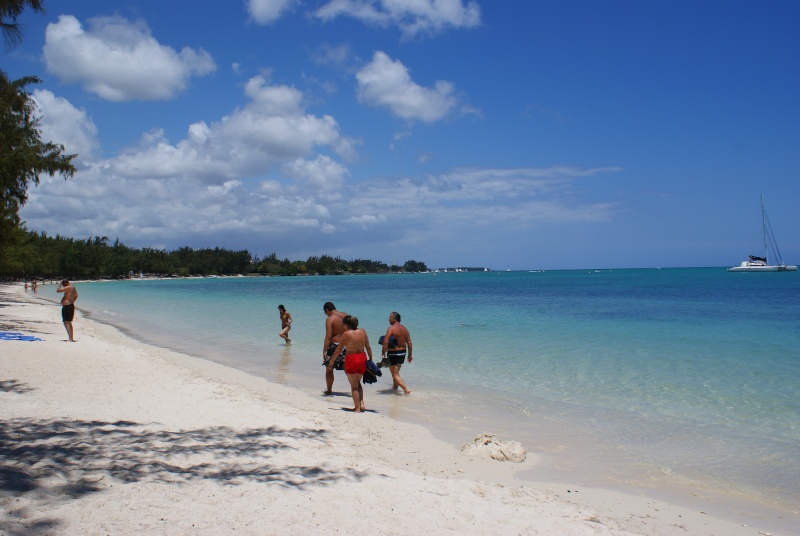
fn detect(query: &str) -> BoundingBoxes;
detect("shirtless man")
[382,311,413,395]
[322,301,347,394]
[331,315,373,412]
[57,279,78,342]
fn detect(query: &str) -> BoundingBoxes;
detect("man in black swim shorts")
[324,342,341,368]
[62,303,75,323]
[386,349,406,366]
[381,311,413,395]
[322,302,347,394]
[57,279,78,342]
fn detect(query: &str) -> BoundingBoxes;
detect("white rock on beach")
[461,432,527,462]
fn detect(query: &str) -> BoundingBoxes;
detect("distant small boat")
[729,196,797,272]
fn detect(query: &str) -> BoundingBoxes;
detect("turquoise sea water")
[51,269,800,514]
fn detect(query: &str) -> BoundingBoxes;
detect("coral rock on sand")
[461,433,527,462]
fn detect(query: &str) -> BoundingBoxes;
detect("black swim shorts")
[62,304,75,322]
[387,350,406,366]
[323,342,340,366]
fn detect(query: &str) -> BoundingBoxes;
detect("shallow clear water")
[56,269,800,512]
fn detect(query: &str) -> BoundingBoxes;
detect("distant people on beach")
[278,304,292,344]
[57,279,78,342]
[31,279,37,292]
[332,315,373,412]
[382,311,413,395]
[322,301,347,394]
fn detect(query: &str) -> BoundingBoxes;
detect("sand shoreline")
[1,284,794,535]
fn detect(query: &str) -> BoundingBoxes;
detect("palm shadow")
[0,380,34,394]
[0,418,365,535]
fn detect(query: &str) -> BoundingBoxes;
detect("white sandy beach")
[0,284,793,535]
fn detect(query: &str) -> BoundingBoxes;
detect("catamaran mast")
[760,195,767,263]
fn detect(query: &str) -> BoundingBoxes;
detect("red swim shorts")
[344,352,367,375]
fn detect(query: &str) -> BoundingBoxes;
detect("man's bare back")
[58,282,77,305]
[338,327,371,356]
[326,311,346,346]
[386,322,410,352]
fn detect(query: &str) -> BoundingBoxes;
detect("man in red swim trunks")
[331,315,373,413]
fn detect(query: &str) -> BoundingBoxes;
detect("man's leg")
[64,321,75,342]
[325,367,334,394]
[390,364,410,395]
[347,373,362,412]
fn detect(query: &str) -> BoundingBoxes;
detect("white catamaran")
[728,196,797,272]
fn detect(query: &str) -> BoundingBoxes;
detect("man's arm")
[323,317,333,354]
[382,327,392,355]
[407,339,413,362]
[365,334,373,361]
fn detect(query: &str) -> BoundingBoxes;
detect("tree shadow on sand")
[0,381,34,394]
[0,289,54,336]
[0,418,365,535]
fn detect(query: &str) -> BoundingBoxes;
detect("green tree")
[0,72,77,242]
[1,0,44,52]
[2,2,77,248]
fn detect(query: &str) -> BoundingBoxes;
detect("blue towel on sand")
[0,331,44,342]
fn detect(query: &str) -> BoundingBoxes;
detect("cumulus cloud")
[356,51,457,123]
[20,75,359,251]
[95,75,351,184]
[43,15,215,101]
[31,89,101,164]
[314,0,481,37]
[283,155,349,190]
[20,79,619,264]
[246,0,300,24]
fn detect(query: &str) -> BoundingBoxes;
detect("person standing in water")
[331,315,373,412]
[382,311,413,395]
[278,304,292,344]
[57,279,78,342]
[322,301,347,394]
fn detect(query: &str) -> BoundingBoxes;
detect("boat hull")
[728,264,798,272]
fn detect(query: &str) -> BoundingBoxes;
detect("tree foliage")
[1,0,44,52]
[1,1,77,244]
[0,72,77,241]
[0,229,428,279]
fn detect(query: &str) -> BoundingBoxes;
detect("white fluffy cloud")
[314,0,481,37]
[356,51,457,123]
[246,0,300,24]
[283,155,349,190]
[20,8,620,264]
[94,75,349,184]
[43,15,215,101]
[20,74,360,250]
[245,0,482,36]
[31,89,101,164]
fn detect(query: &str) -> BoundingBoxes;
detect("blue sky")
[6,0,799,270]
